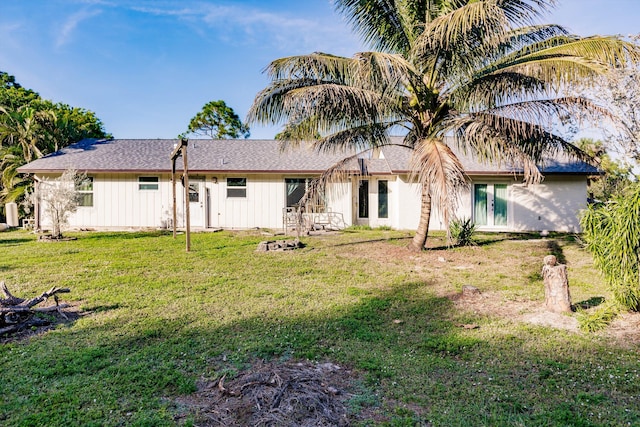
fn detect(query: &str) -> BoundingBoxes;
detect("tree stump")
[541,255,572,313]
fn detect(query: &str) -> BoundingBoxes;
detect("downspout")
[34,177,41,232]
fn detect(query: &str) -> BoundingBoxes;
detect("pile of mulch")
[174,360,360,426]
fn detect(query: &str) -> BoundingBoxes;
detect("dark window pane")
[189,183,199,202]
[378,180,388,218]
[227,188,246,198]
[76,177,93,192]
[285,178,306,207]
[227,178,246,187]
[358,180,369,218]
[139,177,159,190]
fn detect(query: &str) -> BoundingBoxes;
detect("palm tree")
[0,106,45,163]
[0,144,31,203]
[249,0,639,251]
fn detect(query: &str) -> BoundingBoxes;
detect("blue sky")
[1,0,639,140]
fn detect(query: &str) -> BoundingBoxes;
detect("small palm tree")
[248,0,639,251]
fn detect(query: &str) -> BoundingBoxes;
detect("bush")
[580,184,640,311]
[576,302,620,332]
[449,218,476,246]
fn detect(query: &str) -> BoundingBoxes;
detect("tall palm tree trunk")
[408,183,431,252]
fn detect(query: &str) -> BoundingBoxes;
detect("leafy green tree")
[0,72,39,110]
[0,73,109,207]
[581,184,640,311]
[185,100,249,139]
[576,138,633,202]
[249,0,639,251]
[36,100,110,153]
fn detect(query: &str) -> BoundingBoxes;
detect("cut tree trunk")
[0,281,70,335]
[542,255,572,313]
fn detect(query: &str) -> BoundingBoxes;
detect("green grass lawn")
[1,229,638,426]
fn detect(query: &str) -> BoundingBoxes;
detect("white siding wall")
[211,174,284,229]
[208,175,354,229]
[324,181,352,228]
[394,176,421,230]
[37,173,174,231]
[391,175,587,232]
[34,172,588,233]
[509,176,587,232]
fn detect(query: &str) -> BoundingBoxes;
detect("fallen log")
[0,281,71,336]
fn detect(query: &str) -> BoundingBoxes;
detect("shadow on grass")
[0,281,457,425]
[0,236,36,245]
[4,277,639,426]
[324,236,413,248]
[81,303,123,313]
[545,239,567,264]
[75,230,172,241]
[575,296,606,309]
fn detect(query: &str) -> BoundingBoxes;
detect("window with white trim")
[227,177,247,198]
[138,176,159,190]
[76,177,93,207]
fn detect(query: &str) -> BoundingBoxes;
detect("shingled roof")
[17,138,599,175]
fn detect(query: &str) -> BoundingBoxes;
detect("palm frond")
[264,52,353,82]
[351,51,416,92]
[248,52,412,129]
[333,0,416,53]
[410,138,469,227]
[448,71,546,111]
[298,151,363,210]
[311,123,394,154]
[446,112,593,184]
[482,36,640,85]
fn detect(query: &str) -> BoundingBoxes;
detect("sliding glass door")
[473,183,508,228]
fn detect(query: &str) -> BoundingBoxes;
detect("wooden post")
[170,138,190,252]
[542,255,572,313]
[182,140,191,252]
[171,155,177,239]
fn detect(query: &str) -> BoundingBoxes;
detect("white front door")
[188,179,206,228]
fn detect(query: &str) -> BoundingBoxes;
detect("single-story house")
[17,138,598,233]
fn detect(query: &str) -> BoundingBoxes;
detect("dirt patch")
[450,289,640,344]
[606,311,640,345]
[450,290,579,332]
[173,359,371,426]
[338,237,640,343]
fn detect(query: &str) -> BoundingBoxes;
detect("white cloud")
[56,8,103,48]
[130,2,362,56]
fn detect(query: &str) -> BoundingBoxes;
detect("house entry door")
[473,184,507,227]
[188,178,207,228]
